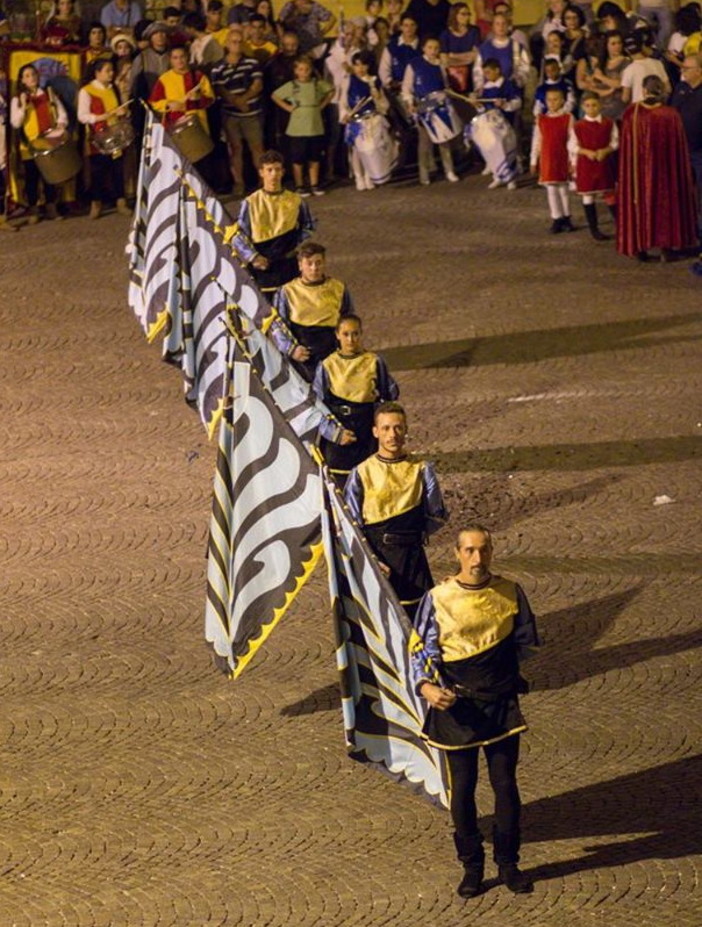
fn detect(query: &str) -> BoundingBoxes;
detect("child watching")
[569,90,618,241]
[313,313,399,486]
[530,86,575,233]
[272,54,334,196]
[533,55,576,116]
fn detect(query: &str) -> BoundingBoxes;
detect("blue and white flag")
[205,335,324,677]
[321,470,449,807]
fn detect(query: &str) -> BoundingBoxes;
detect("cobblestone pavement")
[1,174,701,927]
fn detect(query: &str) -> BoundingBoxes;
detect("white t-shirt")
[621,57,670,102]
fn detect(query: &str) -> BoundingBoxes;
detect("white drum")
[467,109,518,183]
[352,112,398,185]
[416,91,462,145]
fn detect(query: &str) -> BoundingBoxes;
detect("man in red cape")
[617,75,698,261]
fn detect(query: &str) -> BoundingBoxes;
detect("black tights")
[23,159,57,207]
[446,735,521,839]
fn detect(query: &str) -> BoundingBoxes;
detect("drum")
[467,109,518,183]
[29,130,82,186]
[353,113,398,185]
[170,114,214,163]
[416,91,463,145]
[92,119,135,156]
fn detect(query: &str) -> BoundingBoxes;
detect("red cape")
[616,102,698,256]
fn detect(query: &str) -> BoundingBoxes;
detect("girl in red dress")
[530,86,574,233]
[570,91,619,240]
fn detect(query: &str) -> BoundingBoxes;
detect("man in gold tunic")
[272,240,354,381]
[231,150,315,294]
[412,525,540,898]
[344,401,446,618]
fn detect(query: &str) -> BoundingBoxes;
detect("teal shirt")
[274,77,332,137]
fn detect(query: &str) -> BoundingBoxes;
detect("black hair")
[183,11,206,30]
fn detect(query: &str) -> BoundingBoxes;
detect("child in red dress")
[569,92,619,241]
[530,86,574,234]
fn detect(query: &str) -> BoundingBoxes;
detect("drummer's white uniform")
[339,73,398,190]
[467,77,520,187]
[401,54,462,185]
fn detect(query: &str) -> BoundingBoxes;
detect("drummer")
[401,35,462,185]
[10,64,69,223]
[149,44,216,133]
[467,57,520,190]
[339,49,397,190]
[77,58,132,219]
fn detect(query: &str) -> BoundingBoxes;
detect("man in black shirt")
[671,54,702,243]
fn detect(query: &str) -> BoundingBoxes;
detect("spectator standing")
[272,53,334,195]
[277,0,337,57]
[404,0,451,41]
[211,30,264,195]
[670,54,702,243]
[100,0,143,38]
[620,30,671,103]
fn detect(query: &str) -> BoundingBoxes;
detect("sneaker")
[311,186,326,196]
[488,177,502,190]
[446,171,459,183]
[506,180,517,191]
[295,186,311,198]
[481,164,491,175]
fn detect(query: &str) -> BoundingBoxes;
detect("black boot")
[584,203,609,241]
[498,863,534,893]
[493,827,533,894]
[608,203,617,225]
[454,832,485,898]
[561,215,576,232]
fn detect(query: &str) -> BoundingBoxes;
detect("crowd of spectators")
[0,0,701,262]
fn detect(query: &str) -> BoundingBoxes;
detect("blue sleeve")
[232,200,257,263]
[272,285,289,323]
[344,468,364,525]
[299,200,316,240]
[411,590,446,693]
[514,584,541,661]
[375,355,399,401]
[312,360,329,401]
[422,461,448,536]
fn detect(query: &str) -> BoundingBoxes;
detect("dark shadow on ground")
[430,435,701,473]
[518,754,702,879]
[440,473,624,531]
[528,587,702,691]
[280,682,340,716]
[383,312,702,370]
